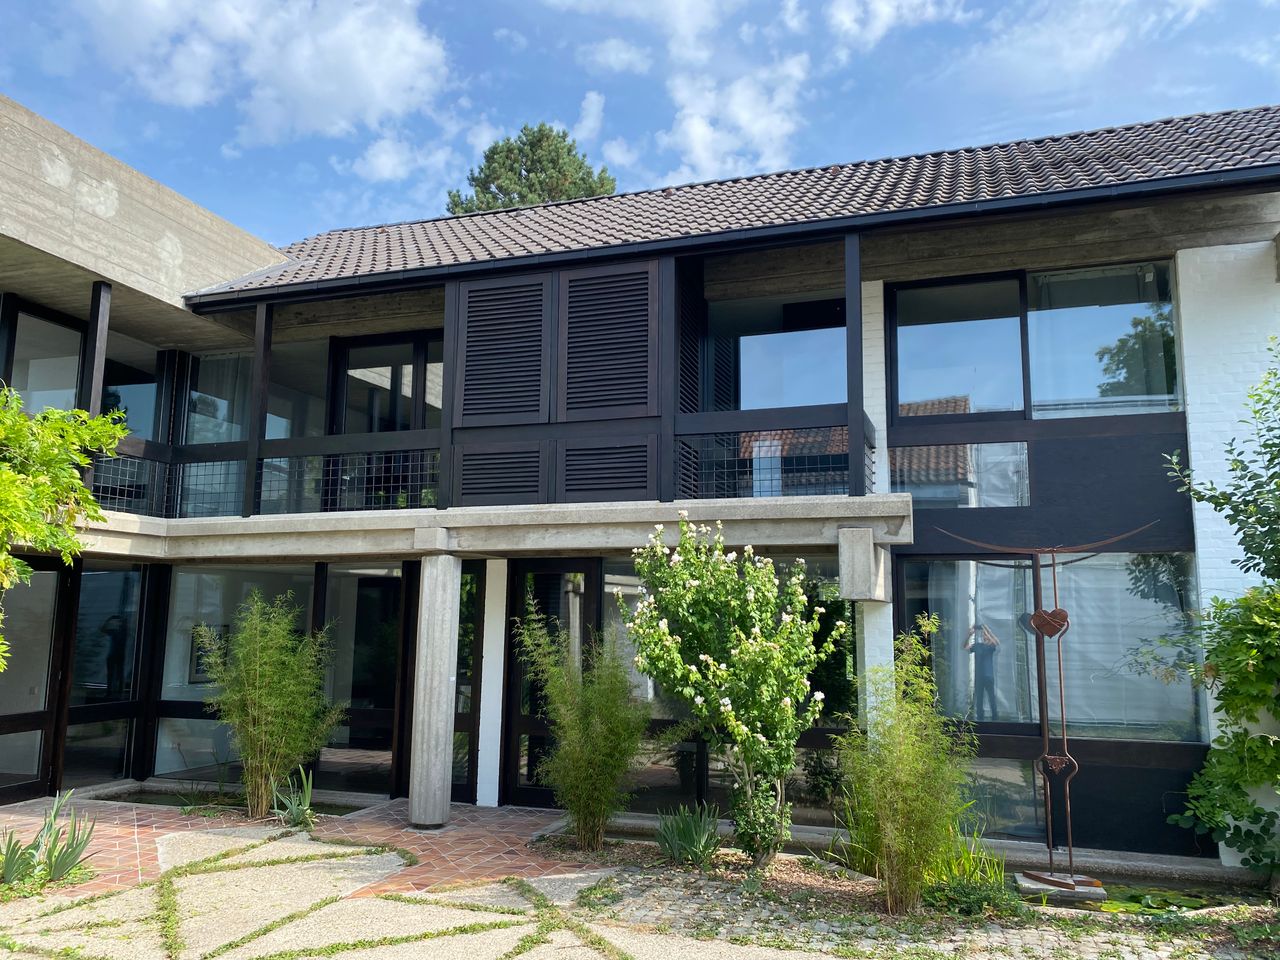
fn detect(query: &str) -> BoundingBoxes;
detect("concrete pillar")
[838,525,896,726]
[855,600,895,726]
[409,553,462,828]
[474,559,508,807]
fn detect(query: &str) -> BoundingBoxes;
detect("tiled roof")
[191,104,1280,299]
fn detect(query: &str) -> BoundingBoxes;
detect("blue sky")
[2,1,1278,247]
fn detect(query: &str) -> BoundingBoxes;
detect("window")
[10,313,81,413]
[341,337,442,433]
[890,442,1029,508]
[706,295,846,410]
[267,340,328,439]
[187,352,252,443]
[103,332,159,439]
[70,564,142,705]
[1028,262,1177,418]
[894,280,1023,417]
[901,553,1203,742]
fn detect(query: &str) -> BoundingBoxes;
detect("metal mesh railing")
[675,427,851,499]
[92,454,168,517]
[258,449,440,514]
[174,460,244,518]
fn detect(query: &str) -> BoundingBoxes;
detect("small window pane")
[1028,262,1178,418]
[0,730,44,788]
[11,313,81,413]
[187,353,252,443]
[890,442,1029,508]
[345,342,414,433]
[267,340,328,439]
[895,280,1023,416]
[63,720,131,788]
[0,571,58,715]
[154,717,240,779]
[103,332,159,440]
[425,339,443,429]
[71,564,142,705]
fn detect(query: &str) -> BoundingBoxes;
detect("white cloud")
[780,0,809,32]
[826,0,970,51]
[493,26,528,51]
[542,0,743,63]
[602,136,640,169]
[466,119,503,156]
[352,135,418,181]
[74,0,449,147]
[658,53,810,182]
[572,91,606,142]
[577,37,652,74]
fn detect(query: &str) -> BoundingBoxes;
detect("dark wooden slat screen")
[559,437,655,502]
[455,442,545,505]
[557,263,657,421]
[456,276,551,427]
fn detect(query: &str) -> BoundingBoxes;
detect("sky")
[2,0,1279,247]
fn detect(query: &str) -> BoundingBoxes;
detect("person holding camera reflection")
[965,622,1000,722]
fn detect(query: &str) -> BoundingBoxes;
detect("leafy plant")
[626,514,845,868]
[831,613,976,914]
[516,606,650,851]
[272,765,319,829]
[1,831,36,885]
[655,804,722,869]
[38,802,96,882]
[922,818,1015,917]
[0,387,126,670]
[199,592,346,819]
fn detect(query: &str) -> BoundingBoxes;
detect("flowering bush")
[625,514,846,867]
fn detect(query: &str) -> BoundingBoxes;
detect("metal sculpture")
[935,523,1157,891]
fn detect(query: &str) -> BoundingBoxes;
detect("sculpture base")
[1016,872,1107,904]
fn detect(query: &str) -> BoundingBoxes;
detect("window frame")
[328,329,443,436]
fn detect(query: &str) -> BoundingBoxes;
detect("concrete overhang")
[81,494,914,566]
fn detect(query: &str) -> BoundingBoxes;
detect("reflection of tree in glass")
[804,577,856,718]
[1095,305,1175,398]
[1119,553,1200,685]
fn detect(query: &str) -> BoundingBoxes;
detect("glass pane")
[0,730,43,788]
[154,717,241,779]
[178,460,244,518]
[890,442,1030,508]
[345,342,414,433]
[163,565,315,701]
[259,456,323,514]
[71,564,142,705]
[425,339,443,429]
[457,571,479,714]
[707,296,846,410]
[62,720,131,788]
[776,554,856,721]
[624,738,697,814]
[0,571,58,716]
[103,331,159,440]
[11,313,81,413]
[967,757,1044,841]
[896,280,1023,416]
[1029,262,1178,418]
[602,561,684,720]
[452,731,470,785]
[187,353,252,443]
[267,340,328,439]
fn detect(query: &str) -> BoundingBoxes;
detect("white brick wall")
[862,279,890,493]
[1175,241,1280,602]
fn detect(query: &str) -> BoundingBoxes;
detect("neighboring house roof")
[189,104,1280,302]
[890,398,973,486]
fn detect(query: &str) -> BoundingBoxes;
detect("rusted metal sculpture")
[936,523,1156,891]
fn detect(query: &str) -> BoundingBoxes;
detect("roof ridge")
[284,102,1280,246]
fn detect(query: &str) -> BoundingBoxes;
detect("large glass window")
[890,442,1029,509]
[62,720,131,788]
[11,313,81,413]
[901,553,1202,741]
[344,342,414,433]
[103,332,159,439]
[895,280,1023,417]
[0,571,58,716]
[70,563,142,705]
[161,565,314,702]
[187,352,252,443]
[154,717,240,779]
[267,340,328,439]
[1028,262,1178,418]
[706,295,847,410]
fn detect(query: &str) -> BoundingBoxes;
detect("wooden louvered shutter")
[454,442,547,506]
[556,263,657,422]
[558,437,655,502]
[455,275,551,427]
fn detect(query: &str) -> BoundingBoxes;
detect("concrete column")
[474,559,509,807]
[409,553,463,828]
[855,600,895,726]
[838,525,896,726]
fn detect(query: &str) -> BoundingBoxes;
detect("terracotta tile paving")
[0,795,585,900]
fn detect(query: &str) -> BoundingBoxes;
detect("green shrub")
[1,831,35,885]
[1,791,95,893]
[272,765,318,829]
[656,804,722,868]
[516,606,650,851]
[199,592,345,819]
[831,613,976,914]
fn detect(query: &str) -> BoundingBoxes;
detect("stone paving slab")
[593,923,836,960]
[523,868,618,905]
[13,885,156,933]
[6,916,167,960]
[218,897,528,960]
[519,928,602,959]
[413,882,535,913]
[328,924,532,959]
[220,832,343,865]
[156,826,281,871]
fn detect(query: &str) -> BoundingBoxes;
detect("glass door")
[502,560,600,807]
[0,560,74,804]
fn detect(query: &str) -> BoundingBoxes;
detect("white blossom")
[658,618,668,631]
[813,691,825,702]
[719,663,727,670]
[694,695,704,706]
[678,509,689,519]
[720,697,732,708]
[781,696,791,708]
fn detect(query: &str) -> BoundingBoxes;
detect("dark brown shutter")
[677,261,707,415]
[455,275,551,427]
[558,437,655,502]
[556,263,657,422]
[454,442,546,505]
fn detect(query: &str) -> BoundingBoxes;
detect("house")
[1,91,1277,860]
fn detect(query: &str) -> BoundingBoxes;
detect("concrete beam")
[836,526,891,602]
[409,553,463,827]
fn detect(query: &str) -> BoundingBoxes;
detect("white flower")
[670,552,681,564]
[678,509,689,519]
[813,691,825,702]
[781,696,792,708]
[725,551,737,562]
[814,606,825,615]
[744,545,754,555]
[720,697,732,708]
[781,612,792,623]
[694,695,704,706]
[719,663,727,670]
[835,620,847,629]
[658,618,669,632]
[654,523,664,532]
[751,625,761,636]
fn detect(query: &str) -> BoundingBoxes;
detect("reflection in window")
[71,564,142,705]
[0,571,58,715]
[0,730,44,788]
[63,720,131,788]
[187,353,252,443]
[895,280,1023,417]
[103,332,158,439]
[154,717,240,779]
[267,340,328,439]
[344,342,414,433]
[706,295,847,410]
[11,313,81,413]
[890,442,1029,508]
[162,565,314,702]
[604,560,681,720]
[902,553,1203,741]
[1029,262,1178,418]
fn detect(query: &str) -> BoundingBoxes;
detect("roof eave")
[185,164,1280,311]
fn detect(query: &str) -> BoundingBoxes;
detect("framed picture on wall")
[188,624,228,685]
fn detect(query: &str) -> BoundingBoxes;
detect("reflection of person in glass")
[100,614,128,699]
[965,623,1000,721]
